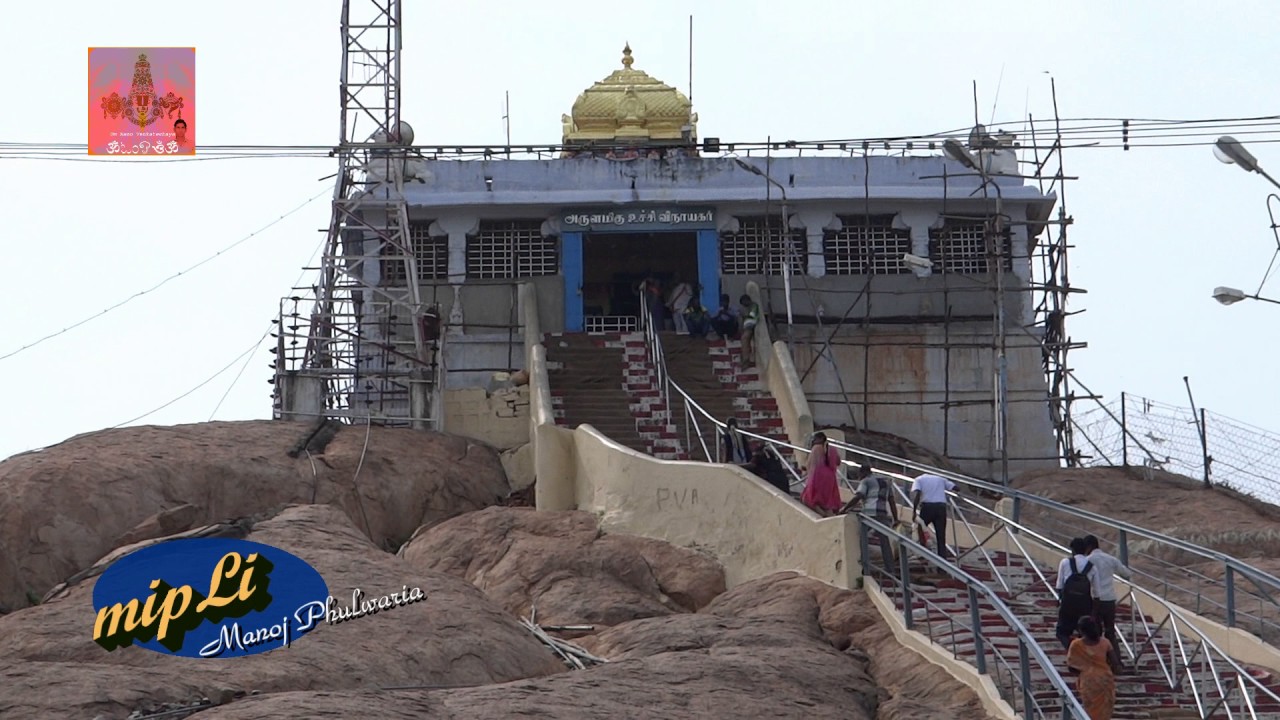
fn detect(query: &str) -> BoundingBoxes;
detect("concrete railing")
[765,340,814,465]
[543,424,854,589]
[519,281,541,365]
[521,281,575,511]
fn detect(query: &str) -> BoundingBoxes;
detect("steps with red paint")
[873,549,1280,718]
[544,332,683,459]
[661,333,790,461]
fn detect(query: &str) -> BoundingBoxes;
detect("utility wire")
[207,235,327,421]
[111,339,263,428]
[0,187,331,363]
[7,114,1280,158]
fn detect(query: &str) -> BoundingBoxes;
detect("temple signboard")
[561,207,716,232]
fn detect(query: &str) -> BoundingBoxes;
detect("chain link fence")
[1072,392,1280,507]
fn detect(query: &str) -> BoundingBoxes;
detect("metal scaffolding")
[757,88,1086,479]
[272,0,442,428]
[1027,80,1089,468]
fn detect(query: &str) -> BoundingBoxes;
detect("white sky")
[3,0,1278,461]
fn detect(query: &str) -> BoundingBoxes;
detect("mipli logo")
[91,538,425,658]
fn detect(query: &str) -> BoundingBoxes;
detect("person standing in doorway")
[641,277,665,329]
[910,471,956,559]
[801,432,842,517]
[666,276,694,334]
[1083,534,1131,674]
[739,293,761,368]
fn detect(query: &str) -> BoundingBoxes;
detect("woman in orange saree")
[1066,616,1116,720]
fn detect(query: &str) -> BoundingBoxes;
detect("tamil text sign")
[561,207,716,232]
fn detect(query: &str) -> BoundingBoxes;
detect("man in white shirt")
[1083,534,1132,672]
[666,278,694,334]
[910,472,956,559]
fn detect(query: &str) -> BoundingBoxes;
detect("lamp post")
[943,139,982,171]
[1212,286,1280,306]
[942,136,1010,485]
[1214,136,1280,191]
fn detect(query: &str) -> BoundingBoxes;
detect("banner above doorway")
[561,207,716,233]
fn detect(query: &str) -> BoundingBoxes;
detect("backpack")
[1060,557,1093,616]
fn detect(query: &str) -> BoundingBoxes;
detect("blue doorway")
[576,231,709,332]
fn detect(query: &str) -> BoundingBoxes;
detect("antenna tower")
[273,0,441,429]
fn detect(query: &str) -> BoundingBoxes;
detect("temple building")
[297,45,1062,478]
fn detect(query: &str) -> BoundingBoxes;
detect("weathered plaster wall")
[443,386,529,450]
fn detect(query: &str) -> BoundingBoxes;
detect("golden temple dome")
[561,44,698,145]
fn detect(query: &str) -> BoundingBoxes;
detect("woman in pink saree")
[801,432,843,516]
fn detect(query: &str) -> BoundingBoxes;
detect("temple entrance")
[582,232,698,332]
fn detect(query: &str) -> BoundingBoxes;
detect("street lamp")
[1212,285,1280,306]
[943,139,981,171]
[1214,136,1280,191]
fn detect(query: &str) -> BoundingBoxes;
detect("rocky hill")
[0,421,994,720]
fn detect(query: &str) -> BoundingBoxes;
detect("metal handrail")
[825,438,1280,589]
[860,515,1089,719]
[642,341,1280,634]
[631,305,1280,716]
[818,437,1280,638]
[929,480,1280,717]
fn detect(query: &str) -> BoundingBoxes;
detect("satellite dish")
[397,121,415,146]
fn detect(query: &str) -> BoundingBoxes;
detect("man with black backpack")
[1055,537,1094,651]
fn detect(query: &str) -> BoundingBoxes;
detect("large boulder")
[175,572,994,720]
[0,420,510,611]
[399,506,727,627]
[0,504,564,719]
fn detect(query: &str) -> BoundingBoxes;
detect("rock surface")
[399,507,727,627]
[0,505,565,719]
[0,420,1005,719]
[0,420,510,612]
[160,572,994,720]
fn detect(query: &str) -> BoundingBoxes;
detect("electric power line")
[207,235,328,421]
[0,186,331,363]
[111,339,264,429]
[6,113,1280,159]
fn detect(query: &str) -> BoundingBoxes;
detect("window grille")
[466,220,558,279]
[928,219,1012,274]
[380,221,447,284]
[824,216,911,275]
[720,217,806,275]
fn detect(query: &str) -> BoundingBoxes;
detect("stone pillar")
[894,210,943,279]
[791,210,842,279]
[409,367,431,430]
[432,215,479,284]
[1009,205,1034,327]
[278,372,325,423]
[431,215,479,335]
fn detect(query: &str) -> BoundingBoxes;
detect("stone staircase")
[876,548,1280,719]
[662,333,789,461]
[544,332,681,459]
